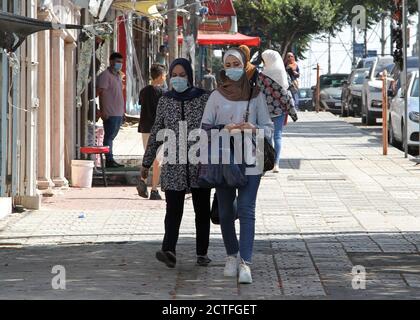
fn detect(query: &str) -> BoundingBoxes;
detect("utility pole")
[381,13,386,56]
[418,0,420,159]
[364,28,368,57]
[183,0,199,81]
[352,27,356,67]
[403,0,409,158]
[315,64,321,112]
[328,34,331,74]
[167,0,178,63]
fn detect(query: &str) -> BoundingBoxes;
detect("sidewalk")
[1,112,420,299]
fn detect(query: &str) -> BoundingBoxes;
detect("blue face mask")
[114,63,123,72]
[170,77,189,93]
[225,68,244,81]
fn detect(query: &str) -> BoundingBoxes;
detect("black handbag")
[244,89,276,172]
[210,192,239,225]
[198,128,248,189]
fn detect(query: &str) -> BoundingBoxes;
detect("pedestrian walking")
[137,64,167,200]
[140,58,212,269]
[96,52,125,168]
[201,48,273,284]
[239,45,258,83]
[202,68,217,92]
[285,52,301,108]
[258,49,298,173]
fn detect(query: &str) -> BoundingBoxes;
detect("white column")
[50,30,69,188]
[37,27,54,192]
[64,41,77,181]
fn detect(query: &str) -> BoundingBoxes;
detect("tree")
[235,0,337,59]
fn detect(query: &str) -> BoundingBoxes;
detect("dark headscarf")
[164,58,206,102]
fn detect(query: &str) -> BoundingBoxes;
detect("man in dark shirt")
[137,64,166,200]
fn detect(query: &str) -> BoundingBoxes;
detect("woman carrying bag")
[201,48,273,284]
[141,58,212,268]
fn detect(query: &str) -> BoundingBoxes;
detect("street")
[1,112,420,299]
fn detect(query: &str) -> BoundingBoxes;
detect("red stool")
[80,146,110,187]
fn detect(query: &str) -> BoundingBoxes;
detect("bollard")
[382,70,388,156]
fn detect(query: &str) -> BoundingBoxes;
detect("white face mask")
[225,68,244,81]
[170,77,189,93]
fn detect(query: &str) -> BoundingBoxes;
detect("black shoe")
[136,180,149,198]
[150,190,162,200]
[156,250,176,268]
[196,256,212,267]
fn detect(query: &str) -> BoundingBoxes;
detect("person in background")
[201,48,273,284]
[258,49,298,174]
[155,45,169,69]
[239,45,258,84]
[202,68,217,92]
[140,58,212,269]
[137,64,167,200]
[96,52,125,168]
[285,52,300,108]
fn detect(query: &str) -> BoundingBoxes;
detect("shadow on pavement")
[1,232,420,300]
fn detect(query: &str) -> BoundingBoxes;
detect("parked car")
[298,88,313,111]
[388,56,419,101]
[356,57,377,70]
[361,56,395,125]
[388,70,420,154]
[341,68,369,117]
[312,74,349,114]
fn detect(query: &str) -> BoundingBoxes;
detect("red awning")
[178,32,261,47]
[204,0,236,17]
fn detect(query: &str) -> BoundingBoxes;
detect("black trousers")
[162,188,211,256]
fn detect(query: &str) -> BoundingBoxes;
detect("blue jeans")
[272,114,286,166]
[293,92,299,110]
[216,174,262,264]
[103,116,123,161]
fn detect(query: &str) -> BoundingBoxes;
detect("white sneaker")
[224,256,238,277]
[273,165,280,173]
[238,261,252,284]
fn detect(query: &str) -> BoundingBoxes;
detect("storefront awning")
[0,10,82,52]
[178,32,261,47]
[112,0,164,19]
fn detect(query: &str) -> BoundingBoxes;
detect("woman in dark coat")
[140,58,211,268]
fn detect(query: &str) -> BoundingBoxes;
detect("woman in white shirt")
[201,48,273,284]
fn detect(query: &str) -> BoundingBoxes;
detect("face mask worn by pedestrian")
[170,77,189,93]
[114,63,123,72]
[225,68,244,82]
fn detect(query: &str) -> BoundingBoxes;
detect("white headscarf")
[261,49,289,89]
[223,49,245,67]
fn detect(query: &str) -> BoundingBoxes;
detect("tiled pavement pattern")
[1,112,420,299]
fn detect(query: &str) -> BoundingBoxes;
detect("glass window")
[408,58,419,69]
[299,89,313,99]
[411,77,419,97]
[352,71,367,85]
[320,75,348,88]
